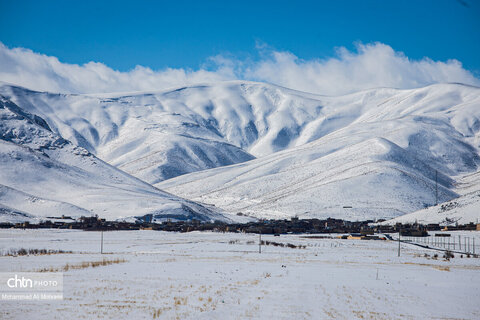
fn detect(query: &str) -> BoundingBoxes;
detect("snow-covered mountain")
[155,83,480,221]
[1,81,480,222]
[0,96,234,223]
[0,83,265,184]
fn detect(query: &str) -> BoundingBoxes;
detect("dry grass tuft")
[38,258,127,272]
[174,296,188,306]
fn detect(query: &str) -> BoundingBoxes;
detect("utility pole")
[435,170,438,206]
[398,229,401,257]
[101,230,104,254]
[259,232,262,254]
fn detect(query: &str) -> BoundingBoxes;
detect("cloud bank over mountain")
[1,42,478,95]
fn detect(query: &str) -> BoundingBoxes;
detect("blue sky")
[1,0,479,74]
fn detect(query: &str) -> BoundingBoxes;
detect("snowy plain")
[1,229,479,319]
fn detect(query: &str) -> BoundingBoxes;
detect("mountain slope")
[0,83,261,184]
[0,96,233,223]
[155,83,480,220]
[2,82,479,184]
[1,81,479,221]
[380,170,480,225]
[155,135,460,220]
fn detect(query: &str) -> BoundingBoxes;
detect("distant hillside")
[0,96,234,223]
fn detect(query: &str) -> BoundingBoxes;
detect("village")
[2,215,479,236]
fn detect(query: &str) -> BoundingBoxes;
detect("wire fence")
[397,234,478,255]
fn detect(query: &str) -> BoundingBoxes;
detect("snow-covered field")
[1,229,479,319]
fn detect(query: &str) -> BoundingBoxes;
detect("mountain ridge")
[1,81,480,222]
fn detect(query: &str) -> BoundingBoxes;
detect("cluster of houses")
[2,215,479,235]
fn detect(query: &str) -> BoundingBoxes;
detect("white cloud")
[0,43,235,94]
[0,42,478,95]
